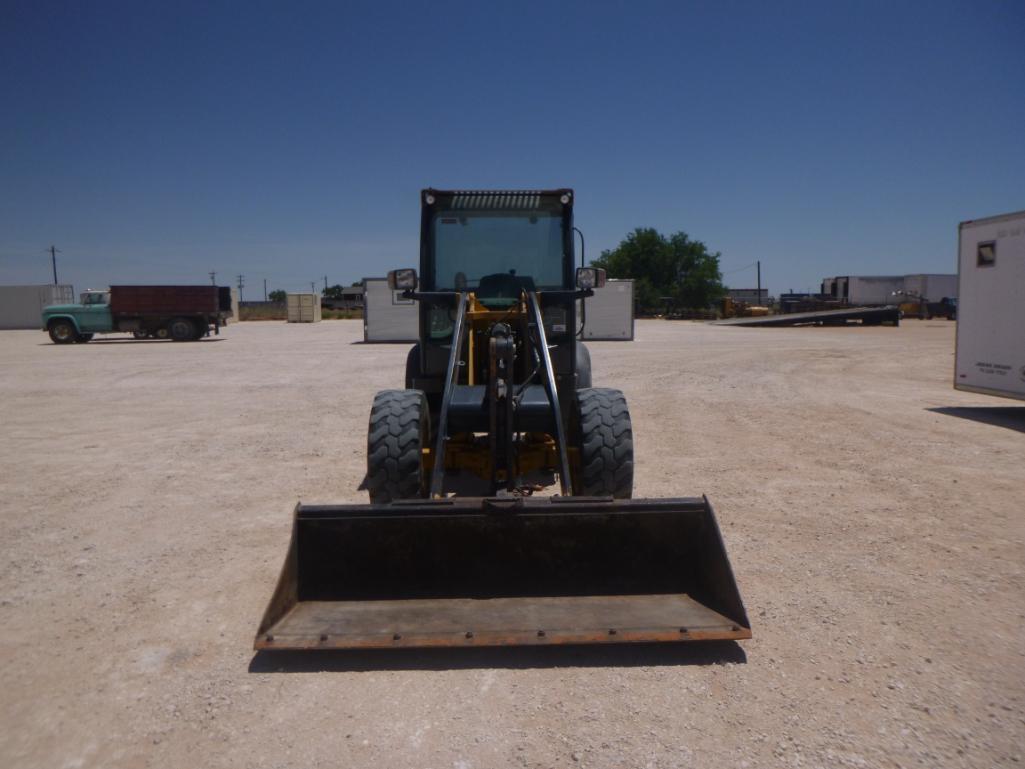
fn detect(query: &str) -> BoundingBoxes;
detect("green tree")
[324,284,348,300]
[268,289,286,303]
[592,227,725,311]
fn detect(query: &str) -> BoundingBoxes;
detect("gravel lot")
[1,319,1022,769]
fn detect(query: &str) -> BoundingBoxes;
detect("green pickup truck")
[42,285,233,344]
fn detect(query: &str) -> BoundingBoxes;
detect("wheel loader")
[255,189,750,650]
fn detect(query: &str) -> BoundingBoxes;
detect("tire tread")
[575,387,633,498]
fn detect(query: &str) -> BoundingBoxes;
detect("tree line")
[592,227,725,312]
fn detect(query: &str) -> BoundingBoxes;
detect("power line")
[722,261,758,276]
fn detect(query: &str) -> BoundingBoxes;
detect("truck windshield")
[431,211,565,293]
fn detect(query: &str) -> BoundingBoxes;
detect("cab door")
[77,292,113,332]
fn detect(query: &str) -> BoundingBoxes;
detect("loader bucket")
[254,496,750,650]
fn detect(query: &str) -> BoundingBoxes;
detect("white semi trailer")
[954,210,1025,401]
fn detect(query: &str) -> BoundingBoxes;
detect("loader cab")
[420,189,575,297]
[414,189,580,389]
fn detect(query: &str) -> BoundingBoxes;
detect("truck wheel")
[365,389,429,504]
[75,333,94,343]
[152,328,169,340]
[168,317,196,341]
[48,320,77,344]
[574,388,633,499]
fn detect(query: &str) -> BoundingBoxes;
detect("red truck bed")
[109,286,228,316]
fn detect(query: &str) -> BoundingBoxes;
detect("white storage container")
[363,277,418,342]
[582,279,634,340]
[955,210,1025,401]
[0,284,75,329]
[286,293,321,323]
[226,288,239,323]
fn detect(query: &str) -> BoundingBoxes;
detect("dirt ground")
[1,319,1022,769]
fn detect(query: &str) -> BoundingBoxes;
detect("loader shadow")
[928,406,1025,433]
[248,640,746,673]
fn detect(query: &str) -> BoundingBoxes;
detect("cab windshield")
[432,211,566,294]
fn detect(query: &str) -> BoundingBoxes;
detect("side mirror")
[575,267,607,290]
[387,268,418,291]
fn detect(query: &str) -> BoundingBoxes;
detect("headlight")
[388,268,418,291]
[575,267,606,290]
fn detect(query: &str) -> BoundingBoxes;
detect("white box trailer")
[843,275,905,305]
[0,284,75,329]
[955,210,1025,401]
[582,279,634,340]
[903,274,958,302]
[286,293,321,323]
[363,277,418,342]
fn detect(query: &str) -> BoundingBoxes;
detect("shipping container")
[954,210,1025,401]
[0,284,74,329]
[286,293,321,323]
[363,277,418,342]
[582,279,634,340]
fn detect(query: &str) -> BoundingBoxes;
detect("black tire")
[75,333,94,343]
[152,327,169,340]
[365,389,430,504]
[576,342,592,389]
[574,388,633,499]
[168,317,196,341]
[404,343,421,389]
[48,320,77,344]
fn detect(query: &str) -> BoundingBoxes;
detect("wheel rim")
[55,324,72,340]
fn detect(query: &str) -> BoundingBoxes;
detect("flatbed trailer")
[713,306,900,327]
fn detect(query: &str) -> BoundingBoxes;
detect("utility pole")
[236,274,245,301]
[756,260,762,305]
[48,245,61,285]
[263,278,267,301]
[310,281,317,294]
[323,275,328,292]
[209,271,216,285]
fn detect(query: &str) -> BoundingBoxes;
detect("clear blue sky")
[1,1,1022,297]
